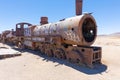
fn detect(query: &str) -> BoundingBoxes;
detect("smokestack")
[40,17,48,25]
[76,0,83,15]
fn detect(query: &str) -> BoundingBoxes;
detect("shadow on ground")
[0,47,9,49]
[9,44,107,75]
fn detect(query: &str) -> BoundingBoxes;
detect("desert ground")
[0,35,120,80]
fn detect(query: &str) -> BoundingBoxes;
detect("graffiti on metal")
[32,37,45,42]
[24,28,31,36]
[63,30,80,42]
[24,41,32,47]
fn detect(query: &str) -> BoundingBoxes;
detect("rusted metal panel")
[65,46,101,68]
[24,28,31,37]
[24,40,32,47]
[24,25,36,37]
[33,23,51,36]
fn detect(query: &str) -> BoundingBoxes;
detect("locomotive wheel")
[40,45,45,55]
[44,44,54,57]
[54,48,66,59]
[45,49,54,57]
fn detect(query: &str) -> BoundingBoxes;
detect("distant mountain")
[111,32,120,35]
[98,32,120,37]
[113,32,120,35]
[108,32,120,37]
[98,34,107,36]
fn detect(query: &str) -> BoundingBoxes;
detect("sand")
[0,35,120,80]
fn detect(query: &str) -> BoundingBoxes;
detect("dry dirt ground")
[0,35,120,80]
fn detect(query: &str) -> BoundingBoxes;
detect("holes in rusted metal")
[54,43,56,45]
[63,44,68,48]
[71,28,74,31]
[81,49,85,52]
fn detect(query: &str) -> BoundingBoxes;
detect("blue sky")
[0,0,120,34]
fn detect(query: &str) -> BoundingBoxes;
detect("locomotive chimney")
[76,0,83,15]
[40,17,48,25]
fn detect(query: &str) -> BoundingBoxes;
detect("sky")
[0,0,120,35]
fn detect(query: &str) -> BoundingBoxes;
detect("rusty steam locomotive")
[0,0,101,68]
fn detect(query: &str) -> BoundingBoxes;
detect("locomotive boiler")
[33,13,97,46]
